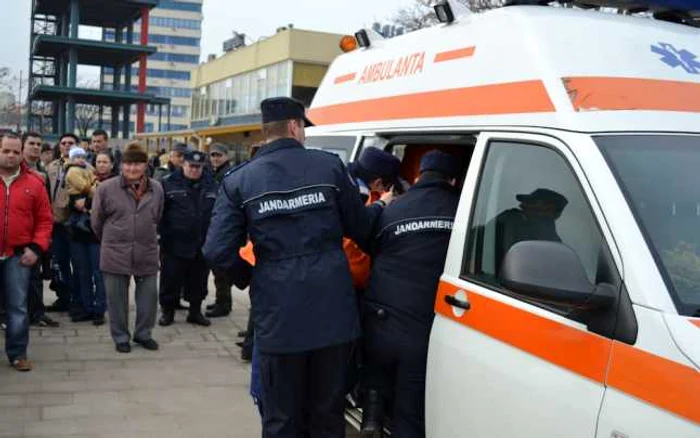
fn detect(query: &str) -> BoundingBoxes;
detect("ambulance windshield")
[597,135,700,316]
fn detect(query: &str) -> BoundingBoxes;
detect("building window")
[150,52,199,64]
[150,16,201,30]
[191,61,293,121]
[156,1,203,12]
[104,31,200,47]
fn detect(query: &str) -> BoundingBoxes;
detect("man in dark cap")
[204,96,391,438]
[158,150,217,327]
[154,142,189,182]
[360,150,461,437]
[348,147,401,203]
[493,187,568,275]
[205,142,236,318]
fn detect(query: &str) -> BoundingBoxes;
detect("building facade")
[138,28,343,157]
[104,0,203,134]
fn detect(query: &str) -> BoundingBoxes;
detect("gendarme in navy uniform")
[361,150,461,438]
[203,97,386,437]
[158,150,217,328]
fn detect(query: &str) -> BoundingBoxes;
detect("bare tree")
[390,0,505,31]
[75,104,100,139]
[74,79,100,139]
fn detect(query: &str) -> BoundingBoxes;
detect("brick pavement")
[0,282,362,438]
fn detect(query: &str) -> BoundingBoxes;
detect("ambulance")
[305,1,700,436]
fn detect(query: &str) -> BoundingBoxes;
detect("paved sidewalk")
[0,284,261,438]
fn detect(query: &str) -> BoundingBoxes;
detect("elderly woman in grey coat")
[91,142,164,353]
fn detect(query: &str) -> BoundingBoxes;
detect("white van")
[306,3,700,437]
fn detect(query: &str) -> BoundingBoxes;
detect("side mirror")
[500,241,615,310]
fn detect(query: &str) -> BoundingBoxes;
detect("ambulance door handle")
[444,295,471,311]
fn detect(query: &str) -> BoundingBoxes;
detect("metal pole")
[17,70,23,132]
[66,0,79,133]
[136,7,149,133]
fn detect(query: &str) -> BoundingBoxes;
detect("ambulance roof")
[308,6,700,134]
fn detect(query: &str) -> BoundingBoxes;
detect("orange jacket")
[239,241,256,266]
[343,191,379,290]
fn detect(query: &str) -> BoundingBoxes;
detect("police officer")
[204,97,390,438]
[154,142,189,182]
[206,142,235,318]
[158,150,217,327]
[361,150,461,438]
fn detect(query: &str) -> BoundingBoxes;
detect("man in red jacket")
[0,133,53,371]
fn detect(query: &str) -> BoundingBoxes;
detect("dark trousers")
[70,242,106,316]
[159,252,208,313]
[213,268,232,311]
[27,262,45,322]
[52,224,74,306]
[363,314,430,438]
[260,342,351,438]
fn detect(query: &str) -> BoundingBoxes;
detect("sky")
[1,0,414,83]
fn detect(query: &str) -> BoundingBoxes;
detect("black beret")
[419,150,460,178]
[260,97,314,127]
[358,147,401,181]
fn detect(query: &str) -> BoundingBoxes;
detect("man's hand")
[20,248,38,267]
[74,198,86,211]
[380,191,395,206]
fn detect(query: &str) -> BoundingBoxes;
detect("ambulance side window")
[463,141,614,311]
[305,136,357,163]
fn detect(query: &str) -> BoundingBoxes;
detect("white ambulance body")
[306,4,700,437]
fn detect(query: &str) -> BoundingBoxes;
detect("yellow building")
[138,27,344,161]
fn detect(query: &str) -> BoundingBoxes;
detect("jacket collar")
[255,138,303,159]
[410,178,457,193]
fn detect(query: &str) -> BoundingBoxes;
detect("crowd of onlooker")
[0,129,251,371]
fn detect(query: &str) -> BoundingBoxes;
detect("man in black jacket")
[361,150,461,438]
[205,142,236,318]
[158,150,217,327]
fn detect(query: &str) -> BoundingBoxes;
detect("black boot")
[205,304,231,318]
[360,389,383,436]
[187,312,211,327]
[158,308,175,327]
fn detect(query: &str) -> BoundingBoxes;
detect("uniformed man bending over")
[361,150,461,438]
[203,97,390,438]
[158,150,217,327]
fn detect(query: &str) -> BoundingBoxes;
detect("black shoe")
[159,309,175,327]
[93,315,105,326]
[237,330,249,338]
[205,305,231,318]
[186,313,211,327]
[33,315,60,328]
[133,338,159,351]
[235,341,246,348]
[71,312,93,323]
[360,389,384,435]
[240,345,252,362]
[115,343,131,353]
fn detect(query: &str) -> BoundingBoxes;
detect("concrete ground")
[0,283,362,437]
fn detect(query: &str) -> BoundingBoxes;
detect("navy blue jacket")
[160,170,218,260]
[203,138,383,353]
[364,178,459,332]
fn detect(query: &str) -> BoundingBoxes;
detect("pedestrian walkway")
[0,285,261,438]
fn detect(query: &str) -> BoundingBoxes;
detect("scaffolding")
[27,0,171,139]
